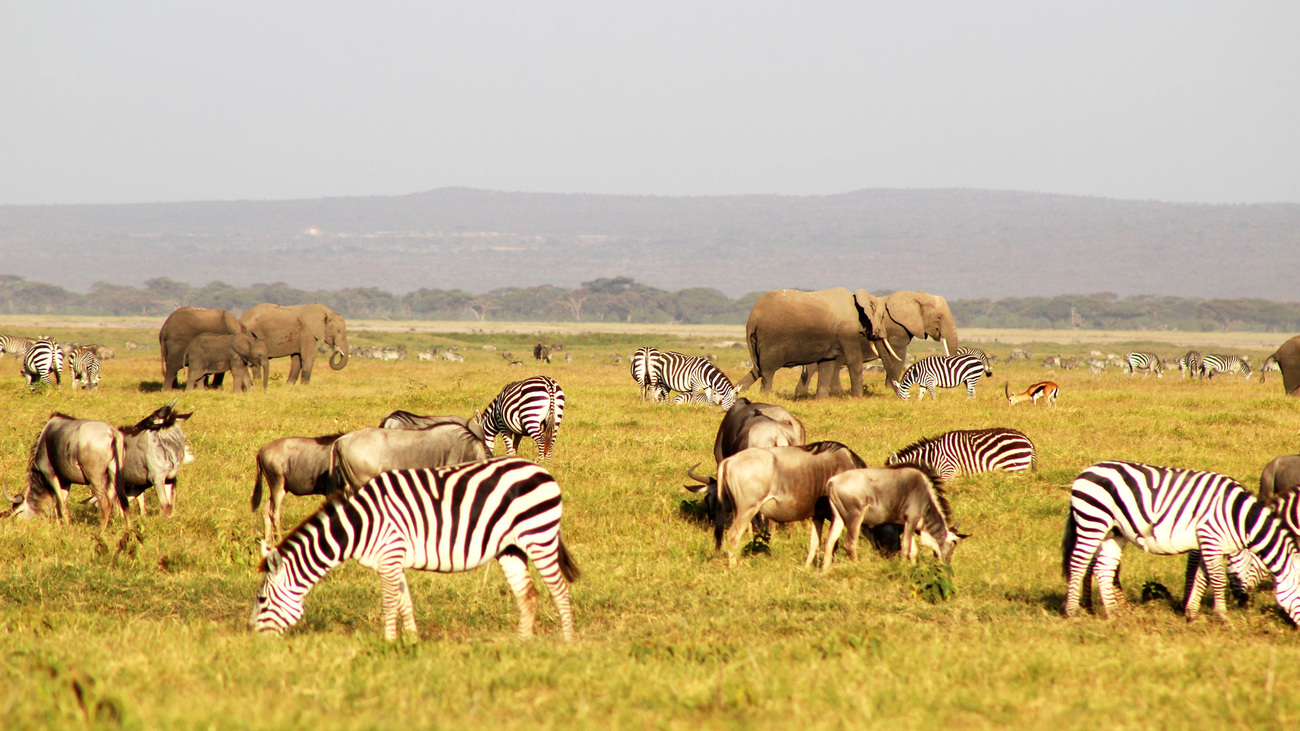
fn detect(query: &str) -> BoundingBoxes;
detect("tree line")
[2,274,1298,333]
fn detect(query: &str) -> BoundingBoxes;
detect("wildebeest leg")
[822,511,847,572]
[264,474,286,544]
[498,551,538,640]
[803,518,824,568]
[725,502,766,566]
[902,520,918,563]
[377,564,417,642]
[47,473,71,525]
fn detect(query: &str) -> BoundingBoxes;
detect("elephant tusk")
[880,338,902,362]
[942,339,951,356]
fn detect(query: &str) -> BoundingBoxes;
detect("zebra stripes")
[0,334,33,359]
[1063,460,1300,625]
[886,428,1035,479]
[250,457,579,641]
[954,345,993,370]
[68,346,100,390]
[1211,489,1300,597]
[891,354,990,400]
[1201,353,1251,380]
[21,338,63,387]
[630,347,663,402]
[1124,352,1163,377]
[479,376,565,460]
[1178,350,1203,379]
[653,351,736,408]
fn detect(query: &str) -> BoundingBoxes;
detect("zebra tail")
[556,535,581,583]
[1061,511,1078,578]
[251,462,265,511]
[542,383,557,456]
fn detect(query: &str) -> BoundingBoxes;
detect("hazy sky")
[3,2,1296,206]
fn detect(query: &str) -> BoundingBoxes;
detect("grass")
[1,326,1298,730]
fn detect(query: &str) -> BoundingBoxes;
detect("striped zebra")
[0,334,33,359]
[672,391,714,406]
[1178,350,1203,379]
[891,354,990,400]
[1124,352,1163,377]
[68,346,101,390]
[954,345,994,370]
[1200,353,1252,380]
[630,346,663,402]
[886,428,1035,479]
[1199,488,1300,599]
[1063,460,1300,625]
[21,338,63,387]
[478,375,565,460]
[250,457,579,641]
[653,351,736,408]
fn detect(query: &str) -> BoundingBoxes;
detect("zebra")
[886,428,1035,479]
[891,354,990,400]
[1123,352,1163,377]
[1200,353,1252,380]
[478,375,565,460]
[652,350,736,408]
[250,457,579,641]
[955,345,994,370]
[1062,460,1300,625]
[1199,488,1300,600]
[0,334,33,359]
[630,346,663,402]
[1178,350,1203,379]
[68,346,101,390]
[672,391,715,406]
[21,338,63,388]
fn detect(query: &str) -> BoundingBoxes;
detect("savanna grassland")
[2,322,1299,730]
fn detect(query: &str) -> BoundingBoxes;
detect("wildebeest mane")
[120,404,192,436]
[801,440,866,468]
[311,433,345,445]
[885,460,951,520]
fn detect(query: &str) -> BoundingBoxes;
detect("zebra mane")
[888,460,952,523]
[802,440,867,468]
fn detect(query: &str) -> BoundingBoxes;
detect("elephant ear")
[886,292,926,339]
[851,290,887,338]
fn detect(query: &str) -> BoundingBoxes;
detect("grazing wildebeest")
[329,424,490,492]
[1260,454,1300,505]
[118,401,194,516]
[2,413,128,529]
[686,442,866,567]
[822,464,967,571]
[534,342,552,363]
[251,434,343,543]
[377,410,487,441]
[712,397,806,465]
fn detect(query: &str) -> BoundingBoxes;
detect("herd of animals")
[3,290,1300,643]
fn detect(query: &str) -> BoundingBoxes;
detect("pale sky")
[2,1,1296,206]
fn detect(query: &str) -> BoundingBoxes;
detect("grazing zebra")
[653,350,736,408]
[1178,350,1203,379]
[1185,487,1300,604]
[891,354,990,400]
[955,345,994,370]
[1062,460,1300,625]
[68,347,101,390]
[478,375,565,460]
[21,338,63,387]
[630,346,663,402]
[672,391,715,405]
[1200,353,1252,380]
[250,457,579,641]
[886,428,1035,479]
[1124,352,1163,377]
[0,334,33,359]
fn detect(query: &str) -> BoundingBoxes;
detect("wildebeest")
[251,434,344,543]
[822,464,967,571]
[2,412,128,529]
[118,401,194,516]
[686,442,866,567]
[712,397,806,465]
[378,410,488,441]
[1260,454,1300,505]
[534,342,552,363]
[329,424,490,493]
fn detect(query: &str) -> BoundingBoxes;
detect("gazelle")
[1006,381,1058,407]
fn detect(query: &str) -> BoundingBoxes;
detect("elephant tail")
[1261,355,1274,385]
[741,327,762,390]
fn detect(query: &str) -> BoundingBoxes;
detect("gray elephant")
[183,333,269,392]
[799,290,960,395]
[159,307,249,390]
[1261,335,1300,397]
[734,288,897,398]
[240,303,349,385]
[1259,454,1300,504]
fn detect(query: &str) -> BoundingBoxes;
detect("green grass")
[1,327,1299,730]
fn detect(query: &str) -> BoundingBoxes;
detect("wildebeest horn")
[686,462,712,484]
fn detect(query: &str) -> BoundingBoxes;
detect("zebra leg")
[506,432,522,457]
[1197,538,1232,622]
[497,550,539,639]
[1182,551,1207,620]
[1092,538,1126,617]
[377,565,417,642]
[1064,530,1106,618]
[966,379,976,399]
[517,542,576,641]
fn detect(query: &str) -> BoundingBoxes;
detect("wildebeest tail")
[251,461,265,511]
[328,441,357,493]
[557,535,581,583]
[714,460,735,550]
[1061,511,1078,578]
[111,428,129,516]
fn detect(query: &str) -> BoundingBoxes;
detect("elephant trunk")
[330,348,348,370]
[260,356,269,391]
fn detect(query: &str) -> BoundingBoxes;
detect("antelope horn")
[686,462,712,485]
[1004,382,1011,400]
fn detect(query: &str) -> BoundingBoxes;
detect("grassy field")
[1,324,1298,730]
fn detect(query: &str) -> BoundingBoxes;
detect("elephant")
[1259,455,1300,505]
[159,307,249,390]
[182,333,269,392]
[798,290,959,395]
[240,303,349,385]
[1261,335,1300,398]
[734,288,897,398]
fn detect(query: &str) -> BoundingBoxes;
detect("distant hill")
[1,187,1296,299]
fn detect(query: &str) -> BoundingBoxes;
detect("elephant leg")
[287,354,303,384]
[847,354,864,398]
[209,372,225,389]
[736,370,758,393]
[795,366,813,397]
[815,360,837,399]
[299,343,317,384]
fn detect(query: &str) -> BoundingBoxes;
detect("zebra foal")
[251,457,580,641]
[1063,460,1300,625]
[886,428,1035,479]
[891,354,990,400]
[478,375,565,460]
